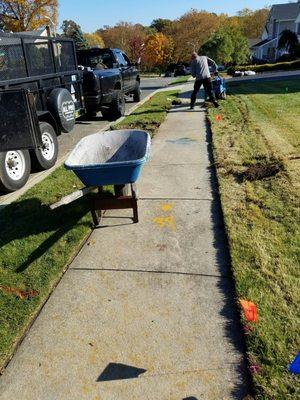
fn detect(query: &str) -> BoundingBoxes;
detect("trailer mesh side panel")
[0,36,27,81]
[24,39,55,76]
[54,41,76,72]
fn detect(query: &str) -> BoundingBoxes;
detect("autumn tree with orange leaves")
[143,32,174,71]
[0,0,58,32]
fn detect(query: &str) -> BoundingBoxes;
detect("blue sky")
[59,0,291,32]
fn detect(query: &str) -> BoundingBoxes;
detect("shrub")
[227,59,300,75]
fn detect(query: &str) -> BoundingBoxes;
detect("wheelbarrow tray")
[65,129,151,186]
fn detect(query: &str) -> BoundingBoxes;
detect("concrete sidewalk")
[0,84,250,399]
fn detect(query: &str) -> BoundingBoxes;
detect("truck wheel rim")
[5,151,26,181]
[41,132,55,161]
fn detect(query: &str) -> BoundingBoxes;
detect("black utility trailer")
[0,32,84,192]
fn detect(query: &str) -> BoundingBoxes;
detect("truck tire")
[0,150,31,193]
[101,108,110,120]
[86,109,97,118]
[109,89,125,120]
[133,81,141,102]
[30,122,58,171]
[47,88,76,133]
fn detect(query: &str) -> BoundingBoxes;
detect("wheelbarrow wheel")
[114,184,129,197]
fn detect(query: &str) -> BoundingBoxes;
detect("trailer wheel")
[109,89,125,120]
[133,81,141,102]
[30,122,58,171]
[0,150,31,193]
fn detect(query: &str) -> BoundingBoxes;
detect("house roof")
[248,38,261,48]
[269,2,300,20]
[18,28,48,36]
[251,38,277,48]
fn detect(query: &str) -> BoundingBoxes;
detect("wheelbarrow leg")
[131,183,138,223]
[91,186,103,227]
[91,209,100,227]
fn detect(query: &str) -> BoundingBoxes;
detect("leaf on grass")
[239,300,258,322]
[249,364,261,374]
[0,285,38,300]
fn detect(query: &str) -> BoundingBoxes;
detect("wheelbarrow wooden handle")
[50,186,95,210]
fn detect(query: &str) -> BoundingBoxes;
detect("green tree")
[200,30,233,64]
[61,20,88,50]
[200,26,250,65]
[278,29,299,58]
[150,18,173,34]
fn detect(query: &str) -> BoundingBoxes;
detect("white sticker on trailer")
[70,84,75,94]
[71,75,77,81]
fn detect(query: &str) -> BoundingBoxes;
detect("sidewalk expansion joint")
[139,197,213,201]
[69,267,231,279]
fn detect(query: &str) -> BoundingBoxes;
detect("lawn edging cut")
[0,89,179,372]
[207,79,300,399]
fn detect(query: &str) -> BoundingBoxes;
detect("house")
[251,1,300,61]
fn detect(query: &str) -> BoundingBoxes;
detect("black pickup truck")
[77,48,141,120]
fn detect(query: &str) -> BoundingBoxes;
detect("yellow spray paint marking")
[161,203,172,212]
[152,216,176,231]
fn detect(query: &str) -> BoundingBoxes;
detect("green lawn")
[112,90,179,135]
[208,79,300,399]
[0,90,178,371]
[169,75,191,85]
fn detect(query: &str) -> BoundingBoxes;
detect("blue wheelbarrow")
[212,74,226,100]
[51,130,151,226]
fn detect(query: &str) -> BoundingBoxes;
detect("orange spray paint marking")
[239,300,258,322]
[161,204,172,212]
[153,216,176,231]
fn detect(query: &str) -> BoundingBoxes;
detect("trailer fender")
[47,88,75,133]
[37,111,60,135]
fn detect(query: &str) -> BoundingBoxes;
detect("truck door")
[122,52,136,91]
[115,51,131,92]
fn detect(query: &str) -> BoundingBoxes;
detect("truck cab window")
[115,52,127,67]
[122,53,131,66]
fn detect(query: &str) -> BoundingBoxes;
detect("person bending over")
[190,52,219,109]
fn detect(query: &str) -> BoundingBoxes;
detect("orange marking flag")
[215,114,222,122]
[239,300,258,322]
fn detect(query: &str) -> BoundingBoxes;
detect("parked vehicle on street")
[77,48,141,120]
[0,32,84,192]
[174,64,189,77]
